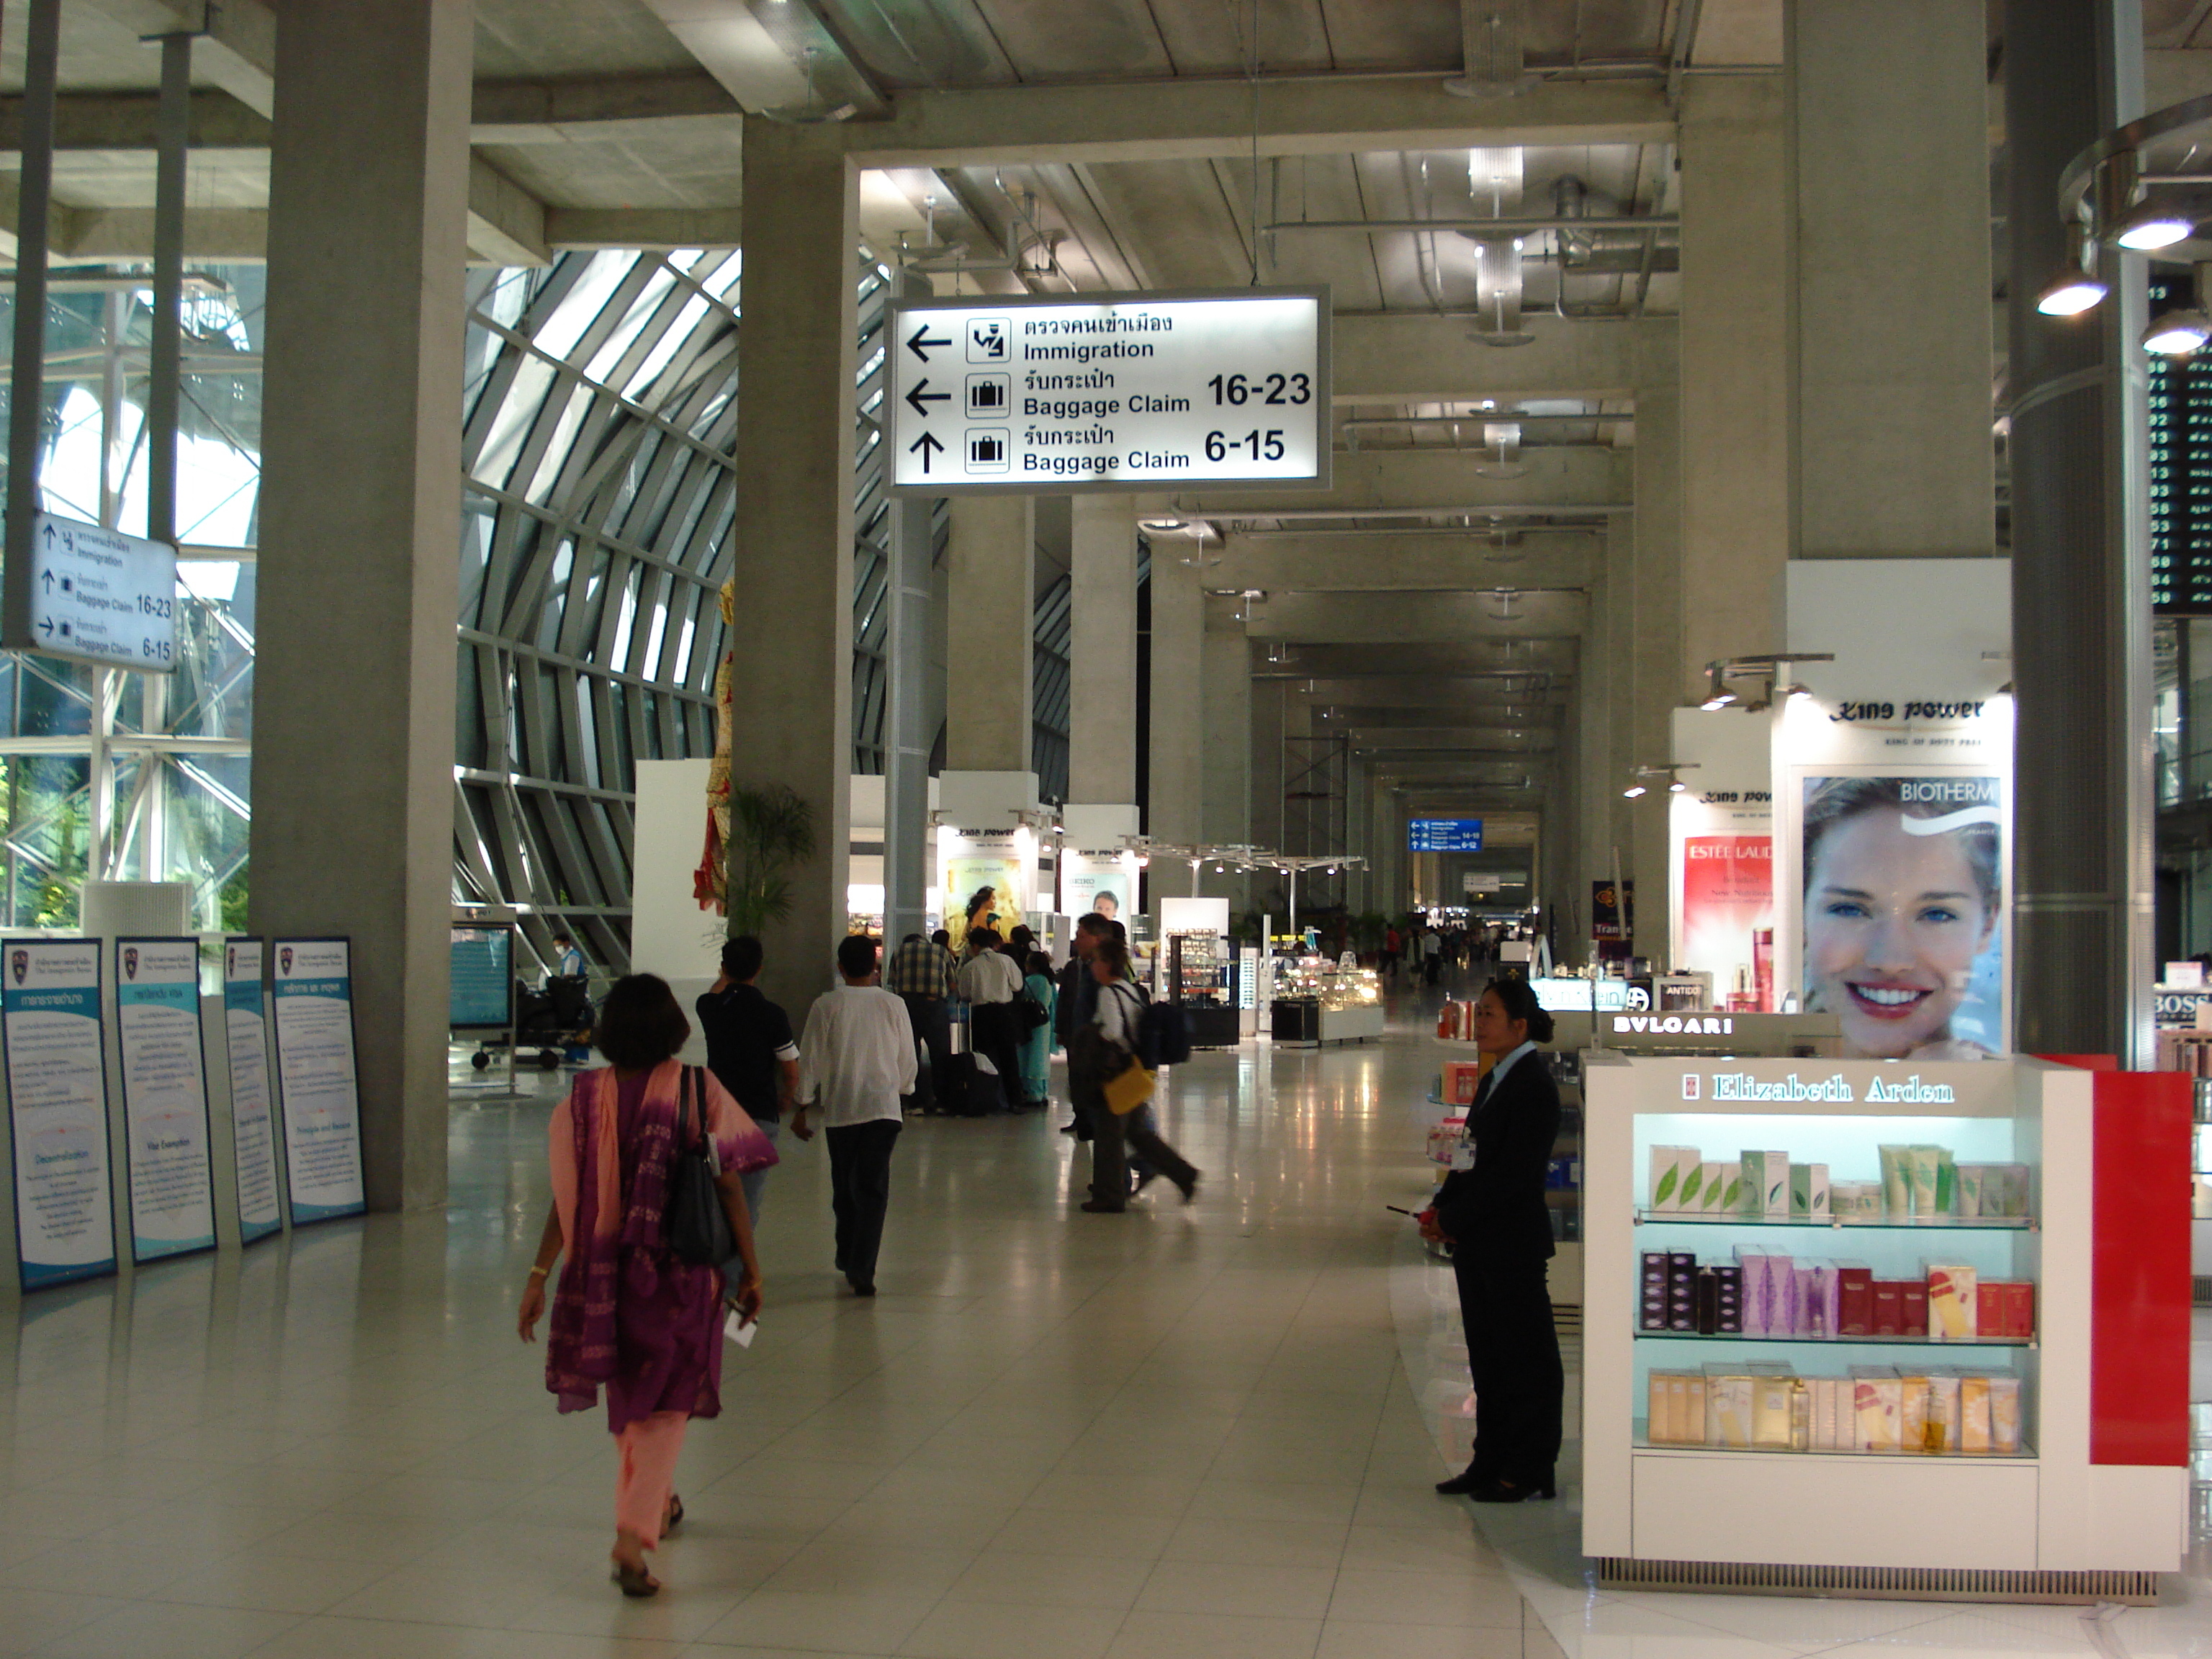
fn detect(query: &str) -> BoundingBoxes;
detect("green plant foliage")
[724,783,817,937]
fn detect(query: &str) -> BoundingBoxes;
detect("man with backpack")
[1071,935,1200,1213]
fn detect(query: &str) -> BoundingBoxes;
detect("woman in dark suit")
[1420,976,1563,1502]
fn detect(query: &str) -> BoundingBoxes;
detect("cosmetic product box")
[1706,1375,1754,1448]
[1900,1280,1930,1339]
[1648,1145,1699,1214]
[1959,1375,1992,1453]
[1442,1061,1484,1107]
[1695,1268,1720,1335]
[1790,1163,1831,1220]
[1666,1251,1698,1331]
[1870,1280,1903,1337]
[1850,1366,1902,1452]
[1640,1251,1670,1331]
[1835,1262,1874,1335]
[1898,1372,1933,1453]
[1741,1148,1791,1218]
[1693,1161,1727,1216]
[1714,1264,1744,1334]
[1751,1374,1796,1449]
[1926,1263,1978,1341]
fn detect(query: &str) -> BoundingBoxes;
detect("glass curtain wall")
[0,251,1069,962]
[0,272,261,932]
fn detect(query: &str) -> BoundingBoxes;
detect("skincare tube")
[1934,1148,1956,1216]
[1879,1145,1910,1217]
[1956,1164,1984,1218]
[1908,1146,1941,1216]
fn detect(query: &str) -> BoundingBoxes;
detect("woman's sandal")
[611,1560,660,1598]
[664,1493,684,1533]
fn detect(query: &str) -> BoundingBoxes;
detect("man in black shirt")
[695,935,798,1220]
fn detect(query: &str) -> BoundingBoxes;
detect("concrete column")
[1249,674,1285,857]
[1068,495,1137,815]
[1201,597,1251,903]
[1148,540,1203,846]
[1679,76,1790,697]
[1787,0,1994,559]
[251,0,471,1212]
[944,494,1036,795]
[1344,758,1371,914]
[727,121,858,1020]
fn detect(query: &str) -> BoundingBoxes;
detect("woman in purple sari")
[517,974,776,1596]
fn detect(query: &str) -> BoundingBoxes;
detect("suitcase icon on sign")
[966,429,1010,473]
[966,374,1010,417]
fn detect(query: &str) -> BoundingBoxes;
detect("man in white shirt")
[956,927,1026,1112]
[792,934,917,1298]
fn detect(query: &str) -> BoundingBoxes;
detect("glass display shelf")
[1635,1328,2033,1348]
[1635,1210,2033,1231]
[1632,1426,2035,1461]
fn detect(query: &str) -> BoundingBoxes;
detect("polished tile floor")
[2,987,2208,1658]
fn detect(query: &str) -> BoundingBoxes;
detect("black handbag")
[665,1066,734,1267]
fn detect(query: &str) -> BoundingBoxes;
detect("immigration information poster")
[271,938,365,1223]
[222,938,283,1243]
[3,941,115,1288]
[114,938,217,1262]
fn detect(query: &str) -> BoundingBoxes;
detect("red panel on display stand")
[2090,1069,2191,1466]
[2036,1053,2118,1070]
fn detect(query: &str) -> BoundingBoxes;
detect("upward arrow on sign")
[908,432,945,475]
[906,324,950,362]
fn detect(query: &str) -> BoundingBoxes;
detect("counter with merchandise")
[1581,1051,2189,1601]
[1269,958,1383,1044]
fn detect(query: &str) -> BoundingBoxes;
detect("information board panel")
[2,513,178,670]
[222,938,283,1243]
[449,925,513,1031]
[271,937,365,1223]
[2,941,115,1288]
[888,287,1329,495]
[1408,817,1485,852]
[114,938,217,1262]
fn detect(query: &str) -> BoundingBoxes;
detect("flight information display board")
[2149,276,2212,615]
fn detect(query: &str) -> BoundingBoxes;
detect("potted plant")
[722,782,817,936]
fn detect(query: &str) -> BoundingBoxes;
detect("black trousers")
[825,1118,901,1290]
[970,1002,1025,1111]
[1451,1245,1563,1490]
[899,994,952,1109]
[1070,1028,1195,1207]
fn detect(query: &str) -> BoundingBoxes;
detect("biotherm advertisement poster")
[942,831,1028,954]
[1799,774,2003,1060]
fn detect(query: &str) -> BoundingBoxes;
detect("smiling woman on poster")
[1801,776,2002,1060]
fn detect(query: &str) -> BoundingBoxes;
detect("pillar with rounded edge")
[250,0,472,1211]
[1626,327,1683,963]
[1201,593,1251,903]
[1064,493,1138,853]
[727,120,858,1022]
[1148,534,1204,850]
[942,493,1037,828]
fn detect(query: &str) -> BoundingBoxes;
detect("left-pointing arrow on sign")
[908,432,945,475]
[905,379,950,419]
[907,325,950,362]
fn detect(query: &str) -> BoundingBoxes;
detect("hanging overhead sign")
[1,513,177,672]
[1409,817,1485,852]
[887,287,1330,495]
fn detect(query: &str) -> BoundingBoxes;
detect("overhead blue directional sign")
[1408,818,1485,853]
[7,513,177,673]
